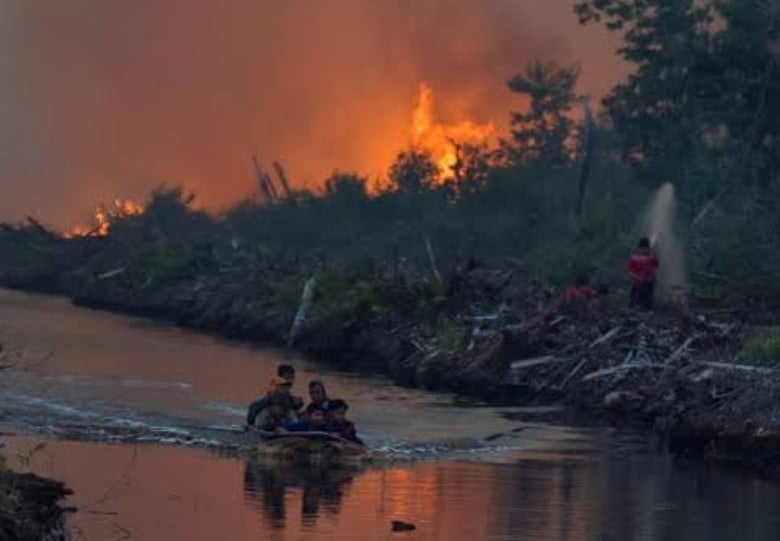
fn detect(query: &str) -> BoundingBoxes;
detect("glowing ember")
[410,83,494,178]
[64,198,144,238]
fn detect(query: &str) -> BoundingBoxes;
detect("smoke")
[0,0,624,227]
[643,183,687,302]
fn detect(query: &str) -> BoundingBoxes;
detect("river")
[0,288,778,540]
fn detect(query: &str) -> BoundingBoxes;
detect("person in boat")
[268,363,296,393]
[271,365,304,412]
[303,380,330,417]
[253,392,298,432]
[327,399,363,444]
[244,364,303,429]
[627,237,660,311]
[285,403,332,433]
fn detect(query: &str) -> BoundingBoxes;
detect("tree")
[388,149,439,193]
[324,172,369,200]
[505,61,579,166]
[574,0,780,187]
[452,143,492,197]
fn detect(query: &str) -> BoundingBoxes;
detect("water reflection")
[3,288,780,540]
[239,450,780,541]
[3,436,780,541]
[243,459,357,529]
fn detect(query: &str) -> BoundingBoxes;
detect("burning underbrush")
[64,198,143,238]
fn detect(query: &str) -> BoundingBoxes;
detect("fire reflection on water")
[7,436,779,541]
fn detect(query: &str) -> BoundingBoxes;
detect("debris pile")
[0,470,72,541]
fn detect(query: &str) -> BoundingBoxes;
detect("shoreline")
[3,259,779,482]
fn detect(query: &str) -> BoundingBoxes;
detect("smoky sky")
[0,0,624,227]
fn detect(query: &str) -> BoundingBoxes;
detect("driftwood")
[663,336,694,365]
[502,356,562,387]
[507,356,559,370]
[559,356,591,388]
[589,326,621,349]
[97,267,127,280]
[582,363,670,382]
[699,361,780,375]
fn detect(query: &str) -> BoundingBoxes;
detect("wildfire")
[410,83,494,178]
[64,198,144,238]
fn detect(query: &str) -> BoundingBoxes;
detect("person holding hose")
[627,237,660,310]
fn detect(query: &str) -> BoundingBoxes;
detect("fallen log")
[559,356,591,388]
[97,267,127,280]
[582,363,670,382]
[589,326,621,349]
[662,336,694,365]
[502,356,561,386]
[699,361,780,375]
[507,356,560,369]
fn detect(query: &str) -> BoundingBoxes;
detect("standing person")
[626,237,660,310]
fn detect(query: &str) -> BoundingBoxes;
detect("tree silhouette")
[506,61,579,166]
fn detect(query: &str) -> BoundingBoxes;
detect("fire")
[64,198,144,238]
[410,83,494,178]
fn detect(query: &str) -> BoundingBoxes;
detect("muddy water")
[1,289,780,540]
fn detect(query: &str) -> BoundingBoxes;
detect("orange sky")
[0,0,627,227]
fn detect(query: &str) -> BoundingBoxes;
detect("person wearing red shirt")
[559,274,600,317]
[626,237,660,310]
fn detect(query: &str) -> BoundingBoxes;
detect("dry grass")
[740,326,780,366]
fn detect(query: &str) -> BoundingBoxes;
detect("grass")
[740,326,780,366]
[435,318,466,351]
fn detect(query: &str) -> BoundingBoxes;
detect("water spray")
[642,183,687,305]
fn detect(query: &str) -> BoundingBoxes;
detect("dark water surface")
[1,289,779,540]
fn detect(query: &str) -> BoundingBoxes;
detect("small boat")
[251,430,378,464]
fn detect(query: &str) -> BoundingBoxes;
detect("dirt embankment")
[1,224,779,478]
[58,261,780,478]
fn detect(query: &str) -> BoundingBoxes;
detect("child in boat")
[253,392,298,432]
[268,363,296,394]
[244,364,303,429]
[285,404,332,433]
[327,399,363,444]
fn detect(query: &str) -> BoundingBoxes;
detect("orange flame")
[64,198,144,238]
[410,83,494,178]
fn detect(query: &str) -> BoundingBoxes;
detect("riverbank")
[0,464,71,540]
[0,345,73,540]
[2,221,780,479]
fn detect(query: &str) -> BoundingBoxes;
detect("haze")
[0,0,624,228]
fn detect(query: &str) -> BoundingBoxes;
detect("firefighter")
[626,237,660,310]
